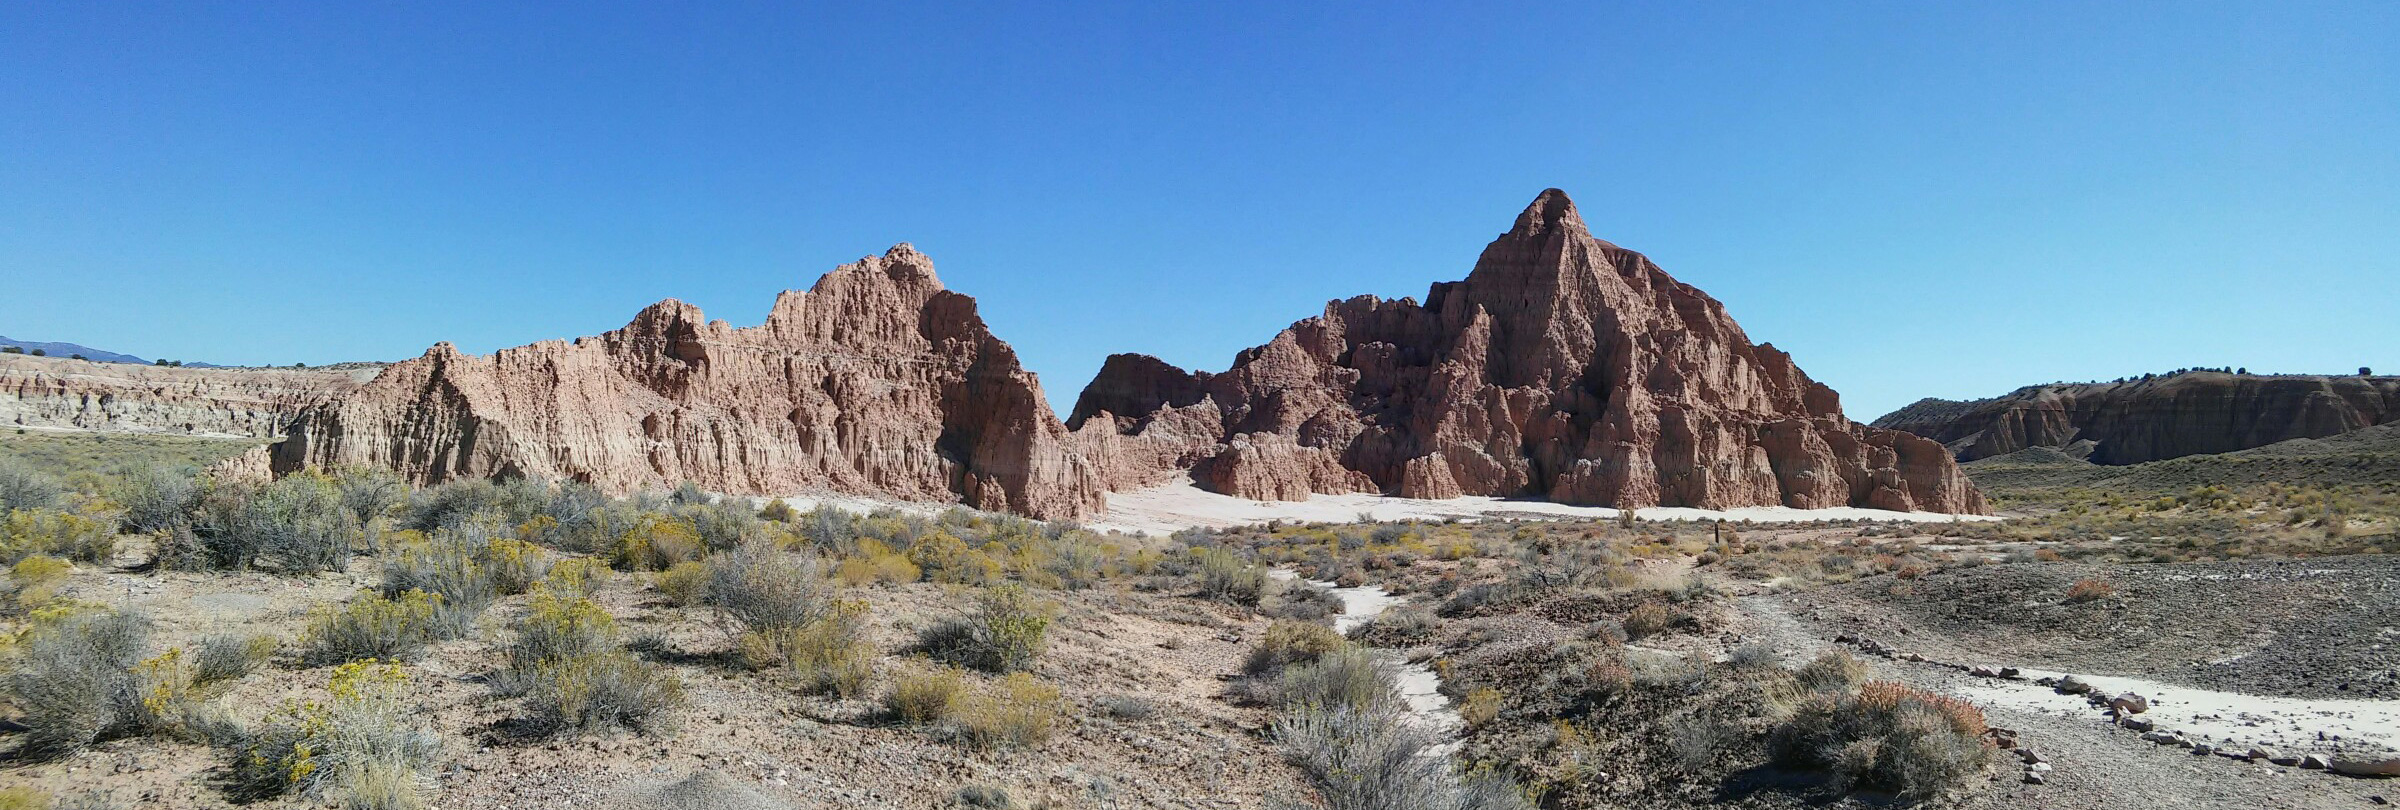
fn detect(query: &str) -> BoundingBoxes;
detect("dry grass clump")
[1242,620,1346,676]
[497,588,682,735]
[958,672,1063,749]
[193,633,279,685]
[226,662,441,810]
[920,585,1053,674]
[1771,680,1992,799]
[887,666,968,723]
[740,599,874,697]
[1793,649,1869,692]
[300,591,449,666]
[1621,601,1680,639]
[1349,606,1437,648]
[2062,577,2116,603]
[652,560,710,606]
[1274,645,1395,712]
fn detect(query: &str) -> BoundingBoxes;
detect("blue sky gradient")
[3,2,2394,421]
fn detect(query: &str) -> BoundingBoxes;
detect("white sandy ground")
[1952,667,2400,757]
[1268,570,1460,740]
[761,475,2000,537]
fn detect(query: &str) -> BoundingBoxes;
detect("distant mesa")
[230,188,1986,518]
[1874,370,2400,465]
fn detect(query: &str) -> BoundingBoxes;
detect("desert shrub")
[1,606,150,759]
[299,590,446,666]
[906,530,983,584]
[1244,620,1347,675]
[542,557,610,596]
[111,465,199,534]
[513,649,684,736]
[704,541,834,631]
[679,498,761,551]
[495,589,683,736]
[920,584,1053,674]
[1275,645,1393,712]
[0,457,61,511]
[1349,607,1437,648]
[834,538,921,586]
[1794,650,1868,692]
[653,560,711,606]
[497,589,616,688]
[1096,694,1156,720]
[1727,641,1781,670]
[402,476,549,532]
[1771,681,1992,799]
[739,599,874,697]
[1621,602,1675,639]
[227,662,441,809]
[5,554,72,612]
[1266,582,1344,622]
[377,525,539,636]
[1193,547,1267,605]
[759,499,797,523]
[1459,687,1504,728]
[1273,704,1535,810]
[955,785,1016,810]
[959,672,1063,749]
[192,473,360,573]
[332,467,408,526]
[2,507,116,564]
[2062,577,2115,603]
[611,513,705,571]
[887,666,968,723]
[193,633,279,685]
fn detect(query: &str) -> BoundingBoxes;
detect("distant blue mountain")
[0,335,150,364]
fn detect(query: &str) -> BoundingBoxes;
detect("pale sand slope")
[1084,476,2000,536]
[757,475,1998,536]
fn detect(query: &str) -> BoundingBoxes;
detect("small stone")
[2023,772,2046,785]
[2028,762,2053,773]
[2248,747,2278,762]
[2111,692,2151,714]
[2330,757,2400,777]
[2018,749,2046,765]
[2121,717,2155,732]
[2057,675,2093,694]
[2300,754,2330,770]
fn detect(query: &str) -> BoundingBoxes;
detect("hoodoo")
[1072,189,1988,514]
[267,245,1107,519]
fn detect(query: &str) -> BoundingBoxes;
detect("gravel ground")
[1789,556,2400,700]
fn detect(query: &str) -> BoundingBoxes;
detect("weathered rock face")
[271,245,1106,519]
[1873,372,2400,464]
[0,354,377,437]
[1072,189,1987,514]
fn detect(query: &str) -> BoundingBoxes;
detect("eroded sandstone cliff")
[0,354,377,437]
[1873,372,2400,464]
[1071,189,1987,514]
[269,245,1106,519]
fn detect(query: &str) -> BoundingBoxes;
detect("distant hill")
[0,334,147,364]
[1873,370,2400,465]
[1963,421,2400,497]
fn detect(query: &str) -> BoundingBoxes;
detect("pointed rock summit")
[270,245,1106,519]
[1073,189,1987,513]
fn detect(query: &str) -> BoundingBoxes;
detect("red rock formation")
[270,245,1106,519]
[1873,372,2400,464]
[1073,189,1987,514]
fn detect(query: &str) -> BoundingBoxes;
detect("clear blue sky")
[4,2,2394,422]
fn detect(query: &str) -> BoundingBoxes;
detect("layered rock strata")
[1873,372,2400,464]
[1071,189,1987,514]
[0,354,376,437]
[269,245,1106,519]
